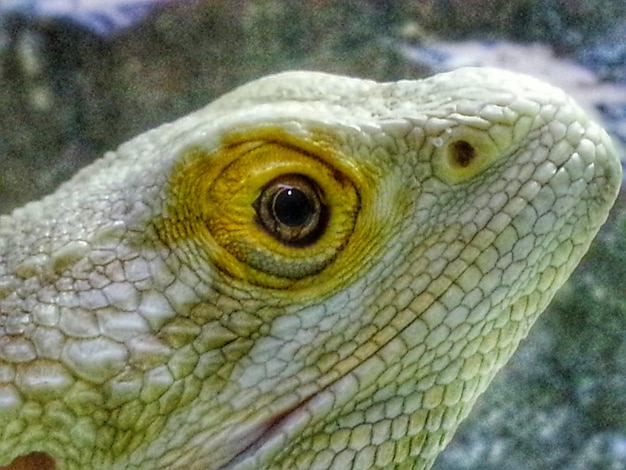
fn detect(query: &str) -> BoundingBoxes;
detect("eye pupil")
[254,174,327,246]
[273,186,314,227]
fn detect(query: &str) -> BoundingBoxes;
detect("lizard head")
[0,68,621,469]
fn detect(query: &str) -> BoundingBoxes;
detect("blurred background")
[1,1,625,468]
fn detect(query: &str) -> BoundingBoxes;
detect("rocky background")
[1,1,625,468]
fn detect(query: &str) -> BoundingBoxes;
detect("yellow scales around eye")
[163,138,364,289]
[0,68,621,470]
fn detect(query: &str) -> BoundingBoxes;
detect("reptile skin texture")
[0,68,621,469]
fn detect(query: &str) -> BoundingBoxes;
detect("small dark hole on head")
[450,140,476,167]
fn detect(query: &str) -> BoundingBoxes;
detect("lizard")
[0,67,621,469]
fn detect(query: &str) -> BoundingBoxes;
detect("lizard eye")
[254,174,327,246]
[166,140,364,289]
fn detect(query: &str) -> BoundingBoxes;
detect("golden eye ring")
[162,136,375,291]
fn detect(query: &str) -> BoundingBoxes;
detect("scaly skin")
[0,68,621,469]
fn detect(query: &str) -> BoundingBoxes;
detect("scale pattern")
[0,68,621,469]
